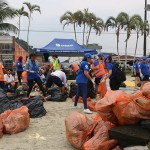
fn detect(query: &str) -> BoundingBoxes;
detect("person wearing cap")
[91,55,106,98]
[139,56,149,89]
[0,61,7,89]
[16,56,24,85]
[74,53,94,114]
[70,64,79,73]
[101,55,120,90]
[52,55,61,71]
[133,58,140,88]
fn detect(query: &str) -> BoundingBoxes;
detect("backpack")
[113,62,126,84]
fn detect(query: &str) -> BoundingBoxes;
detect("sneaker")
[73,105,82,109]
[84,109,93,114]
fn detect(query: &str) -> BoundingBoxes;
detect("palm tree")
[60,11,83,42]
[23,2,41,55]
[15,6,28,55]
[0,0,18,33]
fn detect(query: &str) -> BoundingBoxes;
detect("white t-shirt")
[51,70,67,87]
[4,74,14,83]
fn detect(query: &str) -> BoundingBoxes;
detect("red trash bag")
[1,106,30,134]
[142,82,150,99]
[98,81,107,99]
[87,101,96,112]
[95,90,126,124]
[65,112,97,149]
[113,95,150,125]
[0,116,3,138]
[83,120,117,150]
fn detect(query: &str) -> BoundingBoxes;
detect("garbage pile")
[65,82,150,150]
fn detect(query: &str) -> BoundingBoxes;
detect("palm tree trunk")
[27,13,31,56]
[134,33,139,60]
[125,40,128,70]
[74,23,77,42]
[86,26,92,46]
[117,36,120,63]
[18,16,21,56]
[83,23,86,45]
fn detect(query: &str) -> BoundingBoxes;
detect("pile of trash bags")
[65,82,150,150]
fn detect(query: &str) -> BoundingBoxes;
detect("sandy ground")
[0,76,138,150]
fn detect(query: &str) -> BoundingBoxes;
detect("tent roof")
[34,38,97,56]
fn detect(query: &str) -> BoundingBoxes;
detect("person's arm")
[138,64,143,77]
[4,75,9,84]
[84,70,93,81]
[134,68,136,76]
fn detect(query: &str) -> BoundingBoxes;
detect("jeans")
[17,71,23,84]
[74,83,87,109]
[0,81,4,89]
[27,77,46,97]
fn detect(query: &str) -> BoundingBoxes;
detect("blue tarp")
[34,38,97,56]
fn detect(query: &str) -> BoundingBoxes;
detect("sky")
[6,0,150,57]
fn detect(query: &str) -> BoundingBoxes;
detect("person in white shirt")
[4,69,15,92]
[45,70,67,94]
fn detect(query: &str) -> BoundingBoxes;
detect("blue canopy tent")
[34,38,97,56]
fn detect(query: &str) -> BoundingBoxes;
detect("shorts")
[140,75,149,81]
[95,77,102,85]
[46,75,64,88]
[135,73,140,77]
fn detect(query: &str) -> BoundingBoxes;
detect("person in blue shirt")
[74,53,94,114]
[133,58,140,88]
[139,56,149,89]
[16,56,23,84]
[24,53,46,97]
[101,55,120,90]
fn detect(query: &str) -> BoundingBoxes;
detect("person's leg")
[0,81,4,89]
[17,71,22,84]
[45,75,54,89]
[27,79,34,97]
[74,84,81,106]
[34,77,46,96]
[81,83,88,109]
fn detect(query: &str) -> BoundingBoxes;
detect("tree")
[60,11,83,42]
[0,0,18,33]
[23,2,41,55]
[15,6,28,55]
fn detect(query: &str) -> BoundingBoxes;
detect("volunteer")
[74,53,94,114]
[4,69,15,92]
[45,70,67,94]
[70,64,79,73]
[0,61,7,89]
[139,56,149,89]
[101,55,120,90]
[133,58,140,88]
[52,55,61,71]
[16,56,23,84]
[91,56,106,96]
[24,53,46,97]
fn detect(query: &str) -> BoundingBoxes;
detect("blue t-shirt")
[133,62,139,74]
[27,61,39,80]
[76,61,89,84]
[138,62,149,76]
[16,61,23,72]
[106,62,114,79]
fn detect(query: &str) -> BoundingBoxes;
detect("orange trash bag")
[129,90,143,99]
[1,106,30,134]
[83,120,117,150]
[65,112,97,149]
[113,95,150,125]
[0,116,3,138]
[87,101,96,112]
[98,81,107,99]
[142,82,150,99]
[95,90,126,124]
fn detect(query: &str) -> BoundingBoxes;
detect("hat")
[98,52,104,57]
[148,59,150,63]
[142,56,147,60]
[104,55,110,61]
[84,53,93,59]
[135,58,140,61]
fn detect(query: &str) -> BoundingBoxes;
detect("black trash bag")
[87,79,96,99]
[69,82,77,98]
[47,87,67,102]
[140,120,150,130]
[21,95,47,118]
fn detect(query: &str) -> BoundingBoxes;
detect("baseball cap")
[104,55,110,61]
[98,52,104,57]
[84,53,93,59]
[142,56,147,60]
[135,58,140,61]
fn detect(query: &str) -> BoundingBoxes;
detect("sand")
[0,76,138,150]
